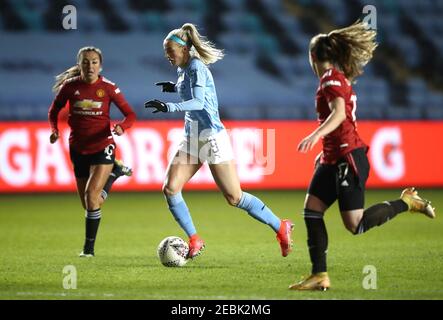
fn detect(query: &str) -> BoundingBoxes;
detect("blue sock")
[166,192,196,237]
[236,192,281,232]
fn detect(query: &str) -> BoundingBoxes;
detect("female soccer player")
[48,46,136,257]
[289,21,435,290]
[145,23,293,259]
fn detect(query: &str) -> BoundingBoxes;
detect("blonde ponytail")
[52,65,80,93]
[310,20,378,80]
[165,23,224,65]
[52,46,103,93]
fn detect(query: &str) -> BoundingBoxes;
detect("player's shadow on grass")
[144,263,229,270]
[181,264,230,269]
[141,263,230,269]
[105,261,231,269]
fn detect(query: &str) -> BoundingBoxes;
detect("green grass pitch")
[1,189,442,300]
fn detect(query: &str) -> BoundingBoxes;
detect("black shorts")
[69,144,116,178]
[307,147,370,211]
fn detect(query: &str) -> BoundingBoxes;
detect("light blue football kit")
[164,57,281,237]
[166,57,224,138]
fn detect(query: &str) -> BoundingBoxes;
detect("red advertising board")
[1,121,442,192]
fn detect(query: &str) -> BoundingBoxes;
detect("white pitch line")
[6,292,271,300]
[2,290,443,300]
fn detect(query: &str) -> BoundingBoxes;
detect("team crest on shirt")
[96,89,105,98]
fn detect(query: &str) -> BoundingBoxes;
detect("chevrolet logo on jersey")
[74,99,103,110]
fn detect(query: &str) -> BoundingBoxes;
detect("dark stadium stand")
[0,0,442,121]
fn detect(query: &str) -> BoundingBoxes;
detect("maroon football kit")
[316,67,367,165]
[48,75,136,154]
[308,68,370,211]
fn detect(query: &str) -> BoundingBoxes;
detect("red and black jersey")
[48,75,136,154]
[315,67,367,164]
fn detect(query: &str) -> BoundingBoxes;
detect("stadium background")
[1,0,443,301]
[1,0,443,192]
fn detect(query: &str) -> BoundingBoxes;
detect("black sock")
[355,200,409,234]
[84,208,101,253]
[304,209,328,274]
[102,173,117,200]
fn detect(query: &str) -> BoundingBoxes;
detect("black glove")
[155,81,176,92]
[144,99,168,113]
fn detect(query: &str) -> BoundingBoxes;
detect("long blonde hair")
[310,21,377,80]
[165,23,224,65]
[52,46,103,93]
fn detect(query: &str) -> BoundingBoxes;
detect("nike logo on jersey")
[74,90,80,95]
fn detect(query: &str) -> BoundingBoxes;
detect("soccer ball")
[157,236,189,267]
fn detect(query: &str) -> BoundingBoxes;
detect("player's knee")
[162,184,180,197]
[347,225,358,234]
[344,221,359,234]
[85,189,101,208]
[224,193,242,206]
[341,210,362,235]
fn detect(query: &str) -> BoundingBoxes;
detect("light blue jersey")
[166,57,225,138]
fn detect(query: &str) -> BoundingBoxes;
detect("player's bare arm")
[297,97,346,153]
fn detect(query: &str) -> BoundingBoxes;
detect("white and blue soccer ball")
[157,236,189,267]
